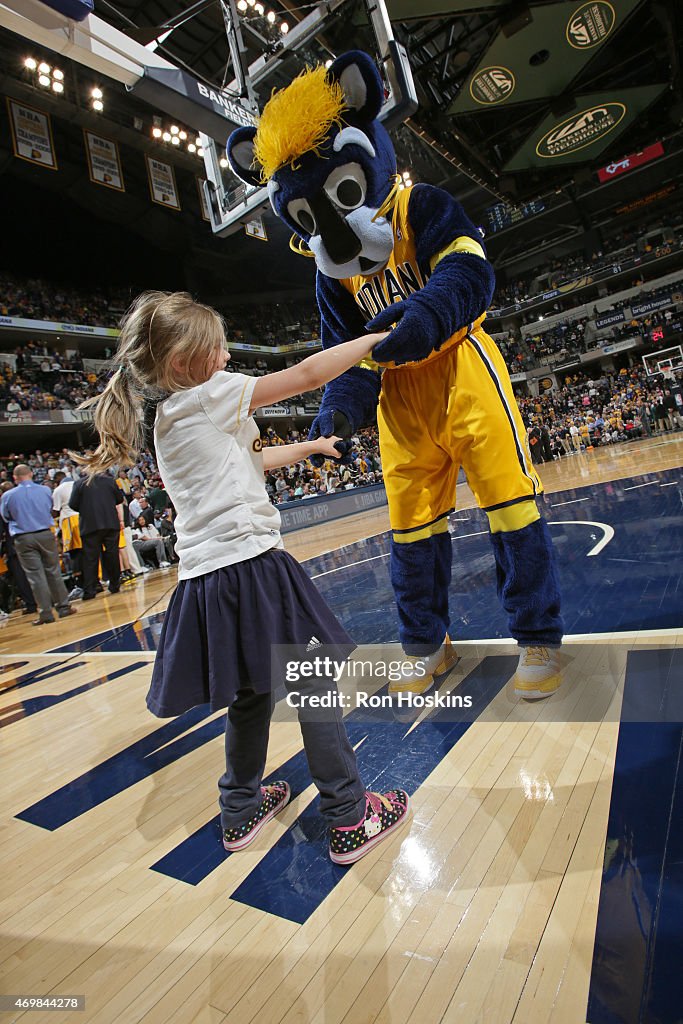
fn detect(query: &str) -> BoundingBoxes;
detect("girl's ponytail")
[70,290,226,477]
[71,366,143,476]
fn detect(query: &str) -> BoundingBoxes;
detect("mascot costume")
[228,51,563,699]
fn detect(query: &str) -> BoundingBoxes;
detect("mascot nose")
[308,190,362,265]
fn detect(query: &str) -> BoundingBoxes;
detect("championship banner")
[245,216,268,242]
[196,178,210,222]
[84,130,124,191]
[145,155,181,210]
[595,310,625,329]
[7,99,57,170]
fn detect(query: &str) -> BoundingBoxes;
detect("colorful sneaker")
[222,780,291,852]
[388,635,459,697]
[329,789,410,865]
[513,645,562,700]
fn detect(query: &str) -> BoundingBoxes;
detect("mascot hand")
[367,298,441,366]
[308,409,353,467]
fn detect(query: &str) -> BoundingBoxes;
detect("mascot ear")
[226,125,262,187]
[327,50,384,125]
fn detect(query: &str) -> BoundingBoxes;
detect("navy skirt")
[146,547,354,717]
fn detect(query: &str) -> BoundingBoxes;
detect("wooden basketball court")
[2,436,682,1024]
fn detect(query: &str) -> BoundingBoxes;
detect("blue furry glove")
[368,252,496,366]
[308,409,354,468]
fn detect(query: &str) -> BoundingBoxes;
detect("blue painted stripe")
[230,655,516,924]
[0,660,88,694]
[587,648,683,1024]
[15,705,219,830]
[1,662,149,727]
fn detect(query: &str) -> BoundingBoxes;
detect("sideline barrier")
[278,483,387,533]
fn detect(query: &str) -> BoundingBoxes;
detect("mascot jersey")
[227,50,563,658]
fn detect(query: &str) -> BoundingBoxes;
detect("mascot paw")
[308,410,353,467]
[368,300,442,366]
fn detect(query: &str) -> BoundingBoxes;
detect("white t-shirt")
[154,371,282,580]
[52,479,77,523]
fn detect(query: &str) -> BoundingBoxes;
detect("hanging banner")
[504,85,667,170]
[145,155,180,210]
[245,216,268,242]
[83,130,124,191]
[7,99,57,170]
[196,178,210,222]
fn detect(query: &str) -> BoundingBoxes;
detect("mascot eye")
[324,163,367,211]
[287,198,316,235]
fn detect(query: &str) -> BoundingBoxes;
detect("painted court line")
[551,497,589,507]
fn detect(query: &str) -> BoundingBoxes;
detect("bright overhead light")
[325,59,333,69]
[38,61,50,74]
[38,74,50,87]
[24,57,37,71]
[52,81,64,93]
[162,131,171,142]
[404,178,413,186]
[179,130,187,140]
[197,146,204,157]
[152,126,162,138]
[254,2,264,13]
[402,170,410,179]
[92,99,103,112]
[247,0,255,6]
[266,9,275,22]
[91,86,103,99]
[170,125,179,135]
[237,0,248,9]
[219,156,229,168]
[187,143,196,153]
[195,137,201,146]
[171,135,180,145]
[53,68,64,80]
[280,20,289,32]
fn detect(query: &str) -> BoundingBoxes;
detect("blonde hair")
[73,290,226,477]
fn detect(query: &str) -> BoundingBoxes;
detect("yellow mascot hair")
[253,65,346,182]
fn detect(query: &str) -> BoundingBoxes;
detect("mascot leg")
[487,512,563,699]
[388,532,459,695]
[377,369,461,697]
[455,327,564,700]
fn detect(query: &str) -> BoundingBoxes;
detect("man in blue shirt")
[0,465,76,625]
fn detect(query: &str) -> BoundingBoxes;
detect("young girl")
[77,291,409,866]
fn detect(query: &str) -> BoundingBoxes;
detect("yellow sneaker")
[389,635,459,696]
[513,645,562,700]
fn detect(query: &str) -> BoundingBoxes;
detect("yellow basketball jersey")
[340,186,486,369]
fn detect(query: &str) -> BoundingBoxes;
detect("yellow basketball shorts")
[61,515,82,551]
[377,326,542,541]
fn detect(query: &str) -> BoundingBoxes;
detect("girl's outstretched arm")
[248,332,386,414]
[262,435,344,471]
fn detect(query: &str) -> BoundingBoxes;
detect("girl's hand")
[315,435,348,460]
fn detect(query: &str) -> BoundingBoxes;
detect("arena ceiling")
[1,0,682,295]
[95,0,683,204]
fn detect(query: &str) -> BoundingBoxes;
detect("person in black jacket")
[69,473,124,600]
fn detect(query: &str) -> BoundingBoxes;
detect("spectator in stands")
[131,515,170,569]
[0,465,76,625]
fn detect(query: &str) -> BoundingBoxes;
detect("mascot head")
[227,51,397,279]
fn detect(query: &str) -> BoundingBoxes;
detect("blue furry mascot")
[227,51,563,699]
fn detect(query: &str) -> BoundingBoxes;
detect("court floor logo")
[469,66,515,106]
[536,103,626,159]
[566,2,616,49]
